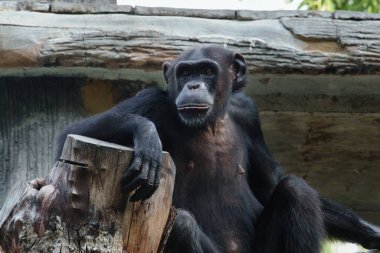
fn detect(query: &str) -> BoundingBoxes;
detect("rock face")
[1,7,380,74]
[0,3,379,223]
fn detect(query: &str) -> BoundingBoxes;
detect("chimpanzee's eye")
[203,68,213,75]
[183,70,189,76]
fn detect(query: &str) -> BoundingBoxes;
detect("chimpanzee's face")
[163,46,247,128]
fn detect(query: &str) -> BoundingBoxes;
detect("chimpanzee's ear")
[163,62,171,84]
[232,53,247,92]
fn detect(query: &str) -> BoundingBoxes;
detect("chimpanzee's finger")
[129,161,157,201]
[154,163,162,188]
[121,156,142,183]
[121,158,149,193]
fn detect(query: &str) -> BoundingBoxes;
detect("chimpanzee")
[56,46,380,253]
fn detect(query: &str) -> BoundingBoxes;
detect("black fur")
[56,46,380,252]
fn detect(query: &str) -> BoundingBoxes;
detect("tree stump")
[0,134,176,253]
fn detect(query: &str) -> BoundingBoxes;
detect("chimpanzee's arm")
[229,93,283,205]
[323,197,380,249]
[56,112,158,159]
[56,88,168,202]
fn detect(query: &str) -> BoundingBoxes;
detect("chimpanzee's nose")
[187,83,200,90]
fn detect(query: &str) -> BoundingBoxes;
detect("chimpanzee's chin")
[178,108,213,128]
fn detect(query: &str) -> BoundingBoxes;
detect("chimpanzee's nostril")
[188,83,200,90]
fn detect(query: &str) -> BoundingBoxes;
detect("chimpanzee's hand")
[121,122,163,202]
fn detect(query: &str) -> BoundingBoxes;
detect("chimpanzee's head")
[163,46,247,128]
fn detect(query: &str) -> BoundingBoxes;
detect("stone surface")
[280,17,337,40]
[134,6,236,19]
[334,10,380,20]
[0,1,17,11]
[51,2,133,14]
[260,111,380,224]
[53,0,116,3]
[0,11,380,74]
[17,0,50,12]
[236,10,332,20]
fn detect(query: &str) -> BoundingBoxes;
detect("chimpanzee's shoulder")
[229,92,259,126]
[112,87,179,130]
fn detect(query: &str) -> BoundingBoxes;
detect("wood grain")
[0,134,176,253]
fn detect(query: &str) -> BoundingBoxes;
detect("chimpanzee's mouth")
[177,104,211,112]
[177,104,213,127]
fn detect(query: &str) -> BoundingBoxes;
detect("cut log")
[0,134,176,253]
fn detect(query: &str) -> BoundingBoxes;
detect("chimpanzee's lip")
[177,104,211,112]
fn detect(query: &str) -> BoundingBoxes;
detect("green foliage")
[322,241,333,253]
[290,0,380,13]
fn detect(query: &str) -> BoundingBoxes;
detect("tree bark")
[0,134,176,253]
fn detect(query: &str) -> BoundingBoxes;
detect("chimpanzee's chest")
[170,117,247,190]
[166,117,259,253]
